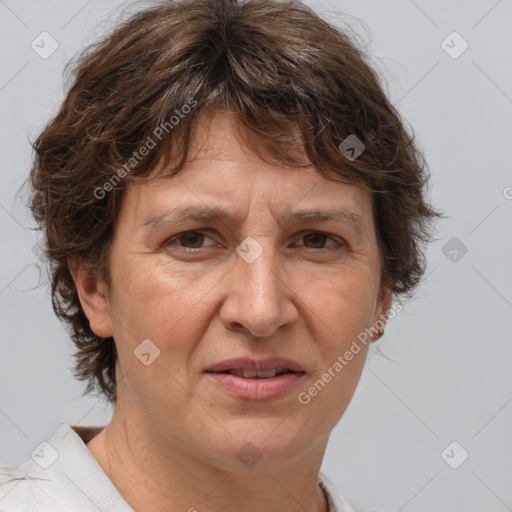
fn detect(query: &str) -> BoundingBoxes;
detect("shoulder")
[318,472,386,512]
[0,460,66,512]
[0,422,118,512]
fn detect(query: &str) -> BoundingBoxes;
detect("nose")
[219,241,299,338]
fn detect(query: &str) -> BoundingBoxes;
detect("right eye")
[165,231,216,251]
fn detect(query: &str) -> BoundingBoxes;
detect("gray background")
[1,1,511,511]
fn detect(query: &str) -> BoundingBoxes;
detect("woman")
[0,0,440,510]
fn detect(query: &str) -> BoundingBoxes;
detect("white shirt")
[0,423,370,512]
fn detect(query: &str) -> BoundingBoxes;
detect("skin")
[71,112,391,512]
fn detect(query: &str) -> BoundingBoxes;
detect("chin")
[209,423,312,471]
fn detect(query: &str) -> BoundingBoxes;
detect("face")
[76,112,391,473]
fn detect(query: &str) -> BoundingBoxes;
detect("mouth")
[204,357,305,374]
[208,368,297,378]
[204,358,305,400]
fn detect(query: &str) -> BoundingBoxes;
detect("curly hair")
[28,0,442,404]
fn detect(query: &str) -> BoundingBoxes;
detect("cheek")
[301,265,379,345]
[297,273,376,429]
[107,255,224,378]
[109,256,201,327]
[108,257,208,414]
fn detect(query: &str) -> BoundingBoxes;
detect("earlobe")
[68,256,113,339]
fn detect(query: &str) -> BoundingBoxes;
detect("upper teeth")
[228,368,287,378]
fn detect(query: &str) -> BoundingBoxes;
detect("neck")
[86,409,329,512]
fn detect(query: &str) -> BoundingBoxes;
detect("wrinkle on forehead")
[184,110,313,170]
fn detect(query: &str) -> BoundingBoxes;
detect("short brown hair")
[28,0,442,404]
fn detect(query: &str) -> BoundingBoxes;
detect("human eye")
[293,232,345,251]
[164,231,216,252]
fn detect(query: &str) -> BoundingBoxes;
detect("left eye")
[295,232,340,249]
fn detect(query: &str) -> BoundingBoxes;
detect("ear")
[68,256,113,339]
[371,286,392,343]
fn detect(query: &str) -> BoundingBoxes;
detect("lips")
[224,368,289,378]
[204,357,305,376]
[204,357,306,400]
[204,358,304,401]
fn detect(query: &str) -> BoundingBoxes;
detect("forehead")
[119,112,374,229]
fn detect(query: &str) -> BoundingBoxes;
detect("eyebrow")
[141,205,367,235]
